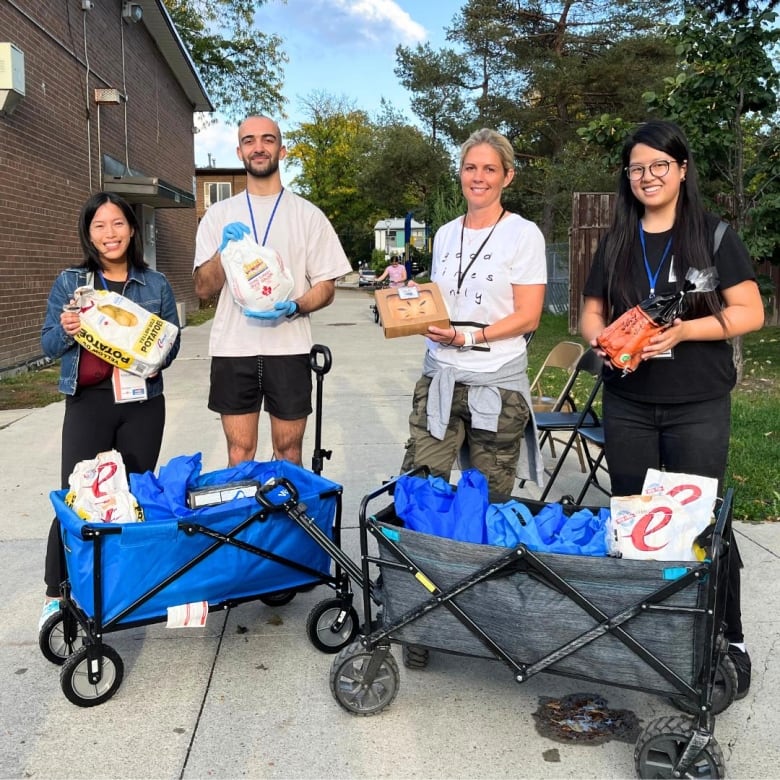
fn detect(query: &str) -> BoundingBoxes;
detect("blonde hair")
[459,128,514,173]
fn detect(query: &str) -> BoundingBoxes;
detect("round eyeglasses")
[625,159,684,181]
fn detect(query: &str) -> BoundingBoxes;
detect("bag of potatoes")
[72,286,179,378]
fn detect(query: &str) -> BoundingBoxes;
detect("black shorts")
[208,355,312,419]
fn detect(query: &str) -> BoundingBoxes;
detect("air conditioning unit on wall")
[0,43,25,116]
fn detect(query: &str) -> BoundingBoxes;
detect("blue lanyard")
[246,188,284,246]
[638,223,673,297]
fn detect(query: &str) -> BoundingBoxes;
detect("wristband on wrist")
[286,301,301,319]
[459,330,475,351]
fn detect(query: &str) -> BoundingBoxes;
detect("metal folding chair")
[528,340,585,413]
[533,349,610,504]
[528,340,585,465]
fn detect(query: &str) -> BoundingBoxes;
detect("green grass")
[527,313,780,522]
[729,331,780,521]
[186,304,217,327]
[0,365,62,410]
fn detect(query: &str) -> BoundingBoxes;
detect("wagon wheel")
[259,589,296,606]
[39,610,87,666]
[668,653,738,716]
[306,598,359,653]
[402,643,430,669]
[60,645,124,707]
[634,715,725,778]
[329,642,399,716]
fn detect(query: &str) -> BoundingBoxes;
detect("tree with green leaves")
[357,103,455,229]
[393,43,470,145]
[284,97,455,264]
[692,0,778,14]
[163,0,287,122]
[396,0,678,239]
[284,93,376,263]
[581,5,780,265]
[645,7,780,260]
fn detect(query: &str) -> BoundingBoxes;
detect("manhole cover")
[532,692,640,745]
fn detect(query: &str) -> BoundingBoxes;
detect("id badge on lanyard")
[639,224,674,361]
[112,367,149,402]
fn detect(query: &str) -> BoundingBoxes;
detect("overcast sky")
[193,0,464,177]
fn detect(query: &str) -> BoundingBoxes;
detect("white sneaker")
[38,599,61,631]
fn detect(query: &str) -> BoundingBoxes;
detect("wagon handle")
[255,477,300,512]
[310,344,332,376]
[309,344,333,475]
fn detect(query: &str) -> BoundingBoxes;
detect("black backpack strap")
[713,220,728,255]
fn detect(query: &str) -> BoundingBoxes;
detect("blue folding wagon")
[39,346,365,706]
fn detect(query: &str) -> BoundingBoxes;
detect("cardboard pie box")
[374,282,450,338]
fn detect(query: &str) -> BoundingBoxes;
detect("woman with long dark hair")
[581,119,764,698]
[38,191,181,628]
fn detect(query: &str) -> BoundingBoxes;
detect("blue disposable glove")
[218,222,250,252]
[244,301,298,320]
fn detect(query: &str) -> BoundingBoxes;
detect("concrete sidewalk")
[1,287,778,779]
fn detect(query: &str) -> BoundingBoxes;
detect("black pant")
[44,388,165,597]
[602,390,743,643]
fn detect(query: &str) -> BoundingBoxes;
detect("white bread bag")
[66,449,143,524]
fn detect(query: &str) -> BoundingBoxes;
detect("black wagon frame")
[329,469,737,778]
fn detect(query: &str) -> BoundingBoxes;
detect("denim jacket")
[41,266,181,397]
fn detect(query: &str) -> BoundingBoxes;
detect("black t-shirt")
[583,214,756,403]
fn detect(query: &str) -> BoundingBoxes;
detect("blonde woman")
[401,128,547,496]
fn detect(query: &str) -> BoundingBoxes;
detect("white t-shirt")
[194,189,352,356]
[429,212,547,372]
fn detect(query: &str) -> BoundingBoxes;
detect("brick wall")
[0,0,203,370]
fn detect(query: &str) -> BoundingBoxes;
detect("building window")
[204,182,232,207]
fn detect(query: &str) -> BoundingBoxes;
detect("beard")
[242,153,280,179]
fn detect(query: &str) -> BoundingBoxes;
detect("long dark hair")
[77,191,147,273]
[601,119,722,321]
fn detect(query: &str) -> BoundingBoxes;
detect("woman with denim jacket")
[38,192,181,629]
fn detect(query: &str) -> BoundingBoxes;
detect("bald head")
[238,115,283,147]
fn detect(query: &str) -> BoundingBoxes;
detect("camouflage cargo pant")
[401,375,529,497]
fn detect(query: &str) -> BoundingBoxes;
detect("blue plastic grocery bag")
[130,453,273,521]
[485,501,543,549]
[486,500,609,556]
[394,469,489,543]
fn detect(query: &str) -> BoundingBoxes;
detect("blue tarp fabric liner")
[486,500,609,556]
[49,453,342,625]
[394,469,608,556]
[394,469,489,543]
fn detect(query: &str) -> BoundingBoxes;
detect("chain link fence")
[545,242,570,314]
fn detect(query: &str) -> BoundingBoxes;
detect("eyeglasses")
[625,159,684,181]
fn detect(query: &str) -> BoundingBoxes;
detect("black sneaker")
[729,646,751,699]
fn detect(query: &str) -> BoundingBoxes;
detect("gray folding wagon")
[329,472,737,779]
